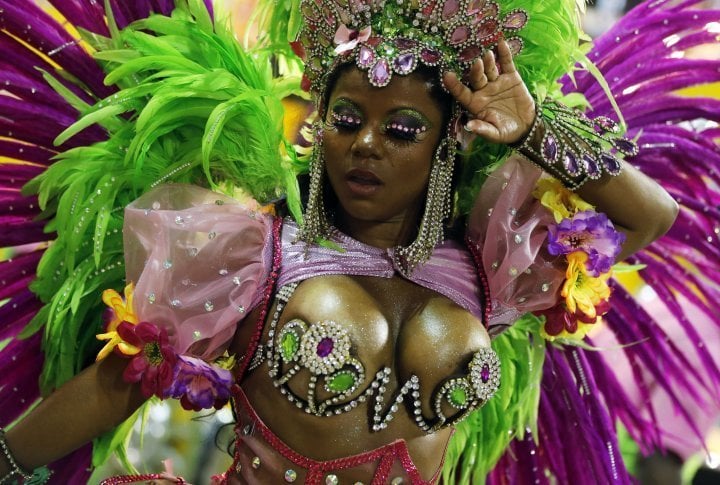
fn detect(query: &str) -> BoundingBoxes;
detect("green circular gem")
[380,42,397,56]
[449,386,468,407]
[327,371,356,393]
[280,331,300,362]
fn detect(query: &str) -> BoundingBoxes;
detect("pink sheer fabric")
[467,155,565,331]
[123,184,275,359]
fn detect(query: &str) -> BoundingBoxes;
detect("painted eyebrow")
[331,99,433,126]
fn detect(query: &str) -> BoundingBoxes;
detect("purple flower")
[167,356,233,411]
[547,211,625,275]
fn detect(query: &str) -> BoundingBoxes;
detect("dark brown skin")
[1,42,677,480]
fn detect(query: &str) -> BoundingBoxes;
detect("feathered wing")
[478,1,720,483]
[0,0,298,481]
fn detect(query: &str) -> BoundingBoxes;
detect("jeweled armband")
[516,101,638,190]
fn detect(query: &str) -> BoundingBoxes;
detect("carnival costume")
[1,0,719,484]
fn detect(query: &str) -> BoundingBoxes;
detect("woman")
[0,0,709,483]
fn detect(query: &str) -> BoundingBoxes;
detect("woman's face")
[323,67,446,238]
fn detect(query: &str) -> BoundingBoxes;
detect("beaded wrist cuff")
[0,428,32,485]
[515,101,638,190]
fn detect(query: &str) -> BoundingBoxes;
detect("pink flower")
[333,24,371,55]
[117,321,177,399]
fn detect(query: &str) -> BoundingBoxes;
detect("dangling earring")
[299,122,331,244]
[395,134,457,274]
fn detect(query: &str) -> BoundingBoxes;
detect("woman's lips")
[345,168,382,196]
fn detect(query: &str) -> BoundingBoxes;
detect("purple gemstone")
[420,48,442,64]
[594,116,619,134]
[481,364,490,383]
[358,45,375,68]
[614,138,638,156]
[542,134,558,162]
[583,154,601,178]
[394,37,418,50]
[503,10,528,30]
[601,153,622,175]
[394,53,415,74]
[450,26,470,45]
[442,0,461,19]
[370,59,391,86]
[316,337,334,358]
[563,151,580,176]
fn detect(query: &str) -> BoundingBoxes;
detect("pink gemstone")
[483,3,499,18]
[358,45,375,67]
[458,45,482,62]
[370,58,390,85]
[503,10,528,30]
[316,337,334,358]
[420,48,442,64]
[467,0,485,15]
[450,26,470,45]
[506,37,524,55]
[442,0,460,20]
[477,19,498,39]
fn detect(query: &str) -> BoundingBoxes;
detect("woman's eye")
[330,111,361,130]
[385,119,428,141]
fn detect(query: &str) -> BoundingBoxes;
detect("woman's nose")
[351,123,381,159]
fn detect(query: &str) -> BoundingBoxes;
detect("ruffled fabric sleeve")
[466,155,565,332]
[123,184,274,360]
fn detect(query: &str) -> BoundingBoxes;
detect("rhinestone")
[208,231,217,240]
[187,247,198,257]
[541,283,551,292]
[163,259,173,269]
[174,216,185,225]
[251,456,261,469]
[204,300,214,312]
[193,330,201,340]
[514,234,523,244]
[233,276,241,285]
[243,424,252,435]
[325,475,339,485]
[509,268,518,276]
[391,478,404,485]
[238,306,246,313]
[219,268,229,275]
[171,299,182,307]
[147,293,156,304]
[285,469,297,482]
[235,463,242,473]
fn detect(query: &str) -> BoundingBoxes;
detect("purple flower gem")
[450,26,470,45]
[543,134,558,163]
[613,137,638,156]
[481,364,490,383]
[316,337,335,358]
[601,153,622,175]
[583,154,601,178]
[394,52,415,74]
[442,0,461,19]
[358,45,375,68]
[563,151,580,176]
[547,210,626,275]
[370,58,390,85]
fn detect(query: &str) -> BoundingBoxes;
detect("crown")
[295,0,529,92]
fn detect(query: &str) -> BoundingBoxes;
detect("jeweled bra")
[249,281,500,433]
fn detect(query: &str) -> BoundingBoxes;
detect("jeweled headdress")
[295,0,529,92]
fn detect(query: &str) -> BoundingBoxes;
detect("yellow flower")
[561,252,611,319]
[533,178,594,223]
[96,283,140,360]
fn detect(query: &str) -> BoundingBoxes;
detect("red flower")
[289,40,306,59]
[300,73,312,92]
[117,321,178,399]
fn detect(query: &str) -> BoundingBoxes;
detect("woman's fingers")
[483,49,499,82]
[469,59,488,91]
[497,39,517,75]
[442,71,475,111]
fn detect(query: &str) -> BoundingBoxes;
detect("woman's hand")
[442,39,536,145]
